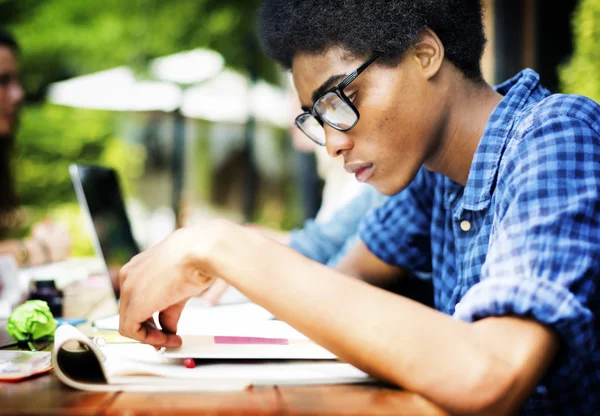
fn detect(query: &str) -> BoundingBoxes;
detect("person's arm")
[288,186,381,265]
[247,225,290,245]
[118,222,558,415]
[336,170,433,286]
[0,221,72,267]
[217,229,558,415]
[335,239,408,286]
[0,238,49,267]
[200,228,407,306]
[30,221,71,262]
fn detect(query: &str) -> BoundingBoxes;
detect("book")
[92,302,275,332]
[53,323,371,392]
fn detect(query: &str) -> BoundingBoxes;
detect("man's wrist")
[184,220,236,284]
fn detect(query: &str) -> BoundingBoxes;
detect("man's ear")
[412,29,445,80]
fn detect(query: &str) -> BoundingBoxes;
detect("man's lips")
[344,162,374,183]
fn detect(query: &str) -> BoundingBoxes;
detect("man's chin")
[371,180,396,196]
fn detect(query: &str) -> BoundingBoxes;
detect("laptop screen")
[70,165,140,299]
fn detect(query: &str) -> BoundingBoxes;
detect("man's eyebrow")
[311,74,346,105]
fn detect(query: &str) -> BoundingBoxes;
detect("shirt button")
[460,220,471,232]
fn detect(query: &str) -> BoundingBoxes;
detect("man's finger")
[135,321,182,348]
[158,300,188,334]
[144,317,158,330]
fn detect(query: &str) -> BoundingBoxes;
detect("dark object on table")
[29,280,63,318]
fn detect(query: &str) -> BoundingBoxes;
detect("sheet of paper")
[92,302,275,331]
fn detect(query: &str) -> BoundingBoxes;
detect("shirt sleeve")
[289,186,385,265]
[454,114,600,383]
[359,168,435,273]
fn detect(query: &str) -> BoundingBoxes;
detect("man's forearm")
[208,224,556,415]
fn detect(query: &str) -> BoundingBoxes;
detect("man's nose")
[324,125,353,158]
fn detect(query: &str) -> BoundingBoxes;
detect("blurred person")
[0,28,71,268]
[117,1,600,414]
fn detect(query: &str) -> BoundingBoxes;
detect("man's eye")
[0,75,10,86]
[347,92,358,102]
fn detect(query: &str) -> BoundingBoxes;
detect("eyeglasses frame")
[294,53,380,146]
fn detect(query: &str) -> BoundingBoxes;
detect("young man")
[117,1,600,414]
[0,29,71,267]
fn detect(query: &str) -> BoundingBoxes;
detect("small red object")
[183,358,195,369]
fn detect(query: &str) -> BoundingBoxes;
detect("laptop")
[69,164,140,304]
[68,164,253,329]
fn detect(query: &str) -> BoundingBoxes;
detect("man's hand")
[118,222,228,348]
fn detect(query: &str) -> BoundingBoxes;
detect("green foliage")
[0,0,275,98]
[15,104,145,207]
[560,0,600,101]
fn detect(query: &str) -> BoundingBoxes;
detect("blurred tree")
[560,0,600,101]
[0,0,274,101]
[15,105,145,206]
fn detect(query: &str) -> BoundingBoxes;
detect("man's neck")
[425,78,503,186]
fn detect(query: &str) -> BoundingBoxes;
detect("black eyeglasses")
[295,53,380,146]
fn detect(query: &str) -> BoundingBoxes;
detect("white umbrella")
[250,80,290,128]
[150,48,224,85]
[47,67,182,112]
[181,69,289,127]
[47,50,288,126]
[181,70,249,123]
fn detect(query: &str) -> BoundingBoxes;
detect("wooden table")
[1,277,447,415]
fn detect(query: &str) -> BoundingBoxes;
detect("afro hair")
[257,0,486,80]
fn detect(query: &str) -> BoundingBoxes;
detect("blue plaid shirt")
[360,69,600,415]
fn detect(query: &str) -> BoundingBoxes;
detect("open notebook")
[53,324,371,391]
[92,302,276,332]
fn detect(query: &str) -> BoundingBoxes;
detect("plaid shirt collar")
[458,69,546,216]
